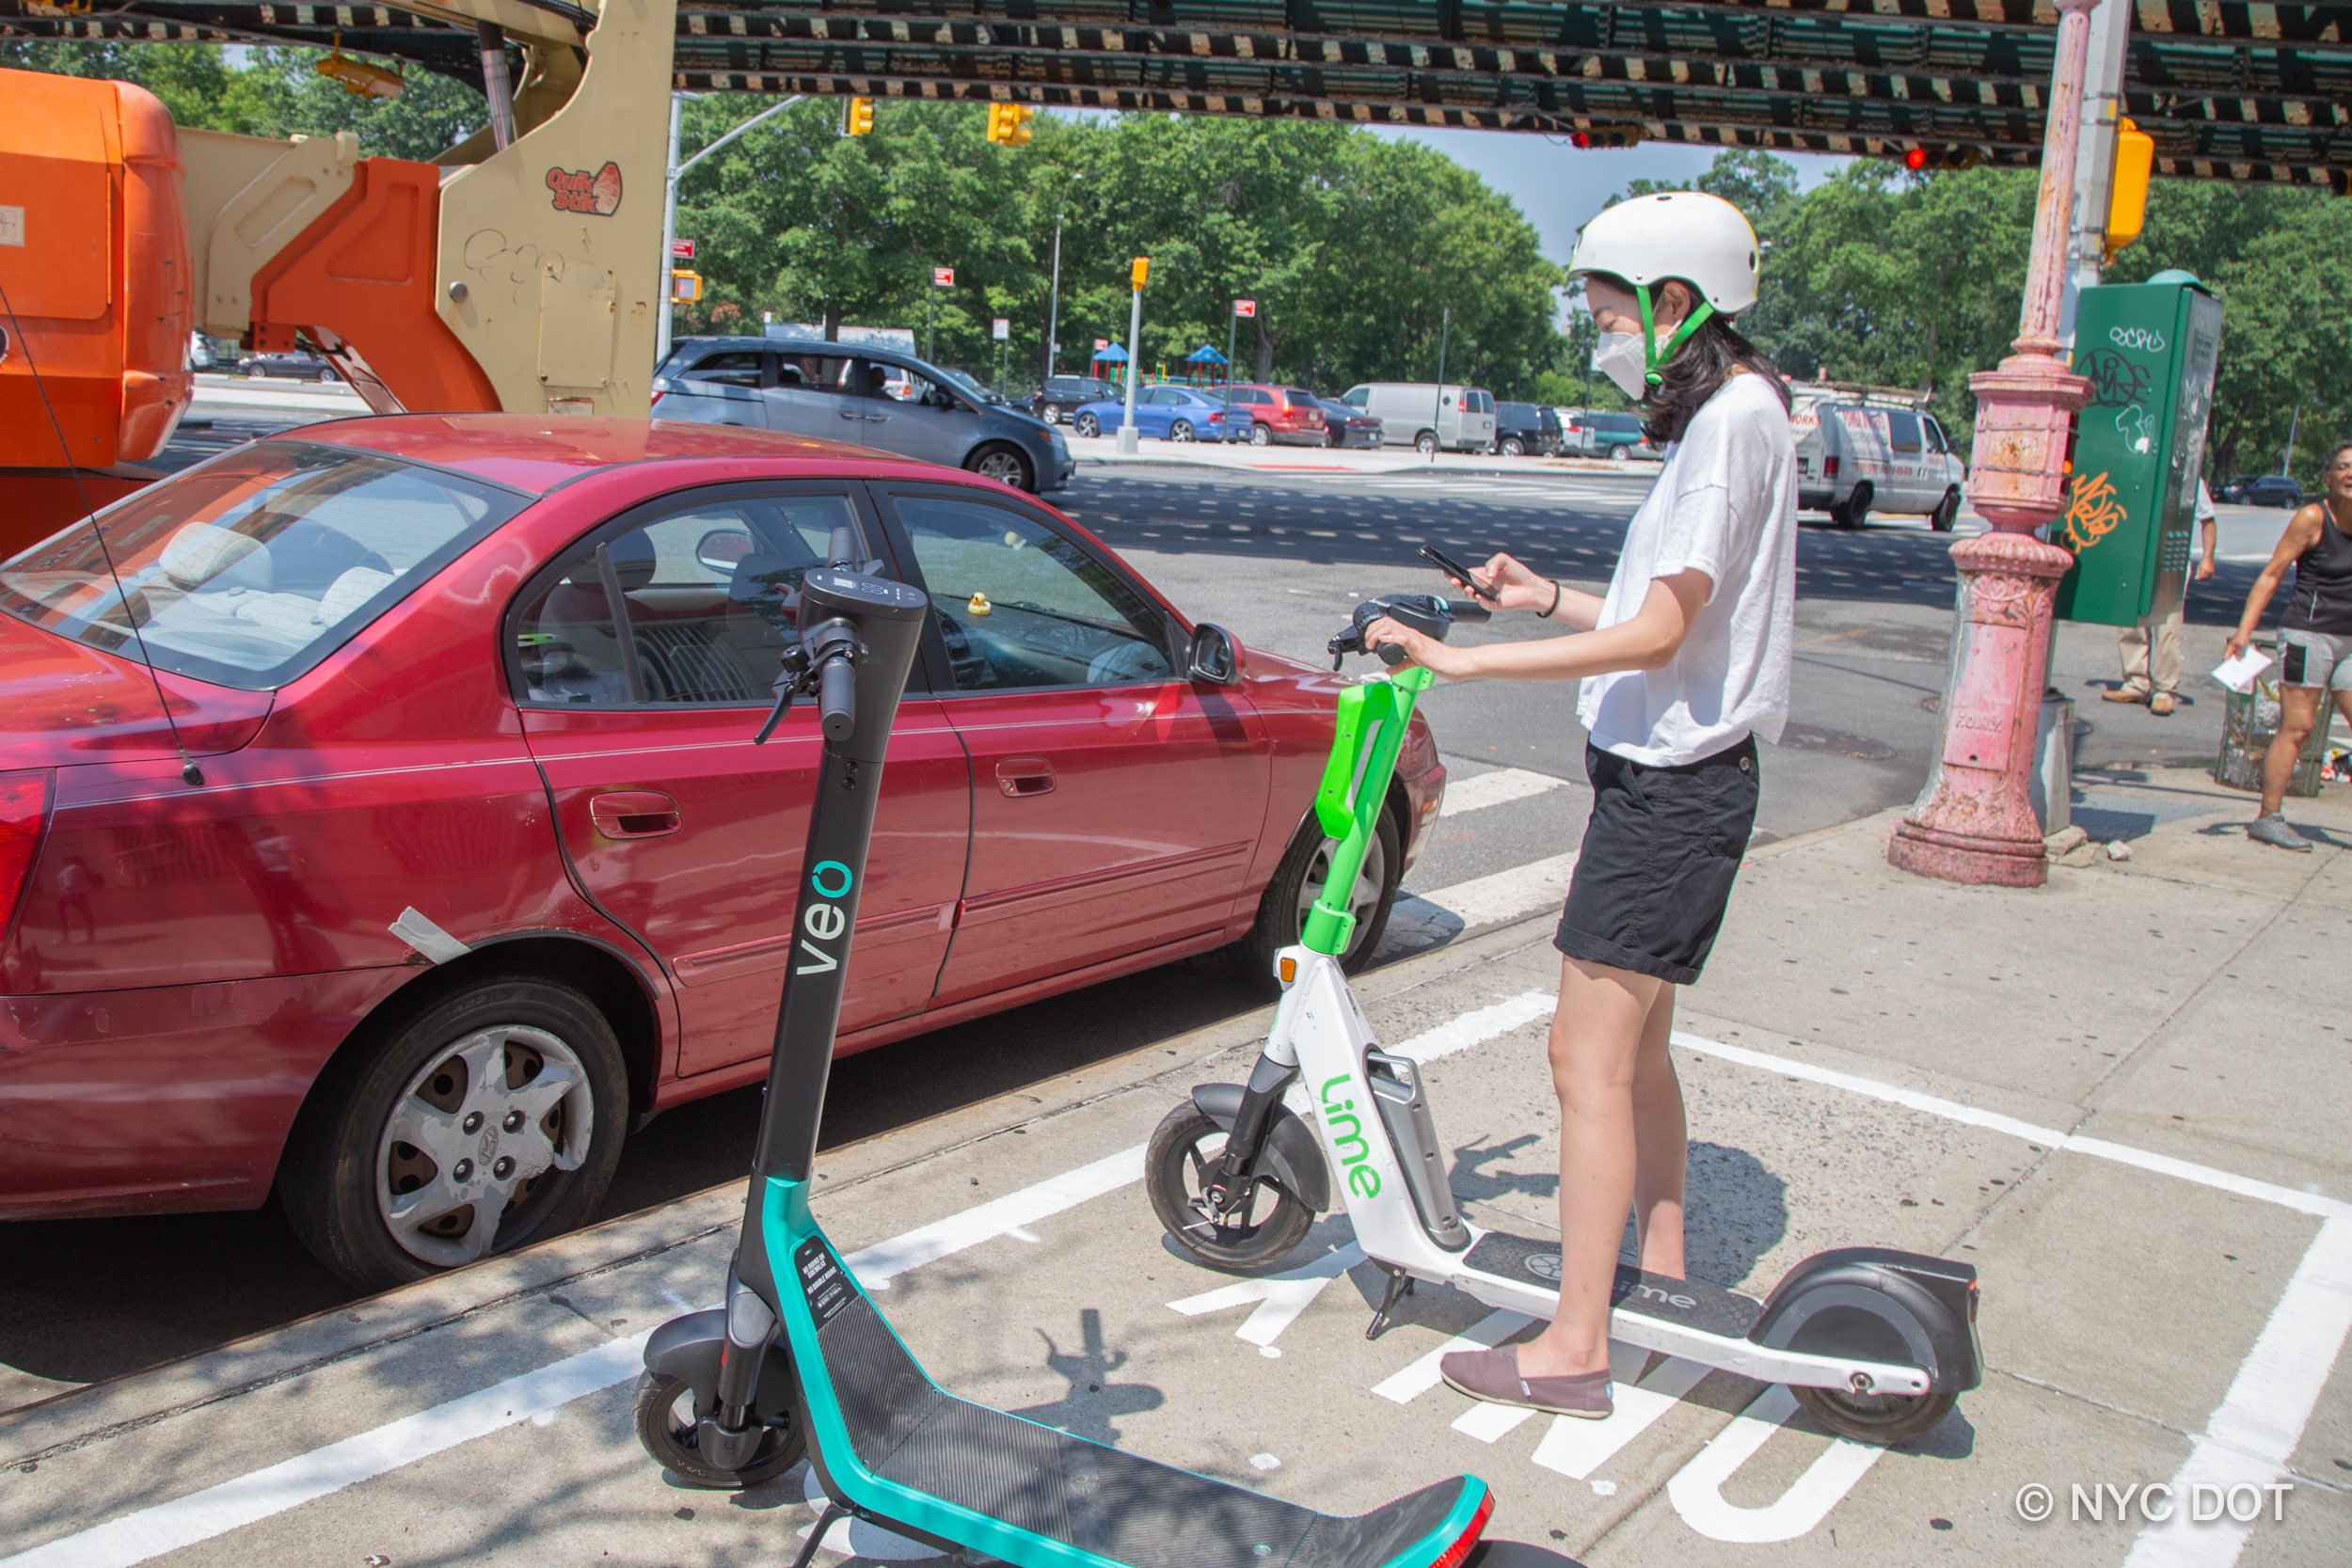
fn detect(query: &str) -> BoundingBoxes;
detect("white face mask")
[1591,330,1648,400]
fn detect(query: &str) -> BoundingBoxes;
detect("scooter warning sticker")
[796,1236,855,1329]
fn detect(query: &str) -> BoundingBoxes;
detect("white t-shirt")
[1577,373,1797,767]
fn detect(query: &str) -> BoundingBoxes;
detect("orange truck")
[0,0,676,559]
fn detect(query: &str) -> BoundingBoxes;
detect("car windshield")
[0,441,527,690]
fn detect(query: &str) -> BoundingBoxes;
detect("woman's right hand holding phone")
[1457,552,1554,614]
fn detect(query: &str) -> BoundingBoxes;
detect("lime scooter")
[634,539,1499,1568]
[1146,594,1982,1447]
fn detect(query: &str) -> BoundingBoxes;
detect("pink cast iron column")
[1888,0,2099,889]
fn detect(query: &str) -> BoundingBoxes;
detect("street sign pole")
[1223,306,1239,441]
[926,277,937,364]
[1118,265,1145,454]
[1430,307,1451,462]
[993,317,1010,399]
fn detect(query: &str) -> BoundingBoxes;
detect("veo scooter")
[1146,594,1981,1446]
[635,540,1501,1567]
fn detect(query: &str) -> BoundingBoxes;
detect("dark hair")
[1588,273,1789,445]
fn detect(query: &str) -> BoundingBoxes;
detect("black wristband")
[1539,579,1562,620]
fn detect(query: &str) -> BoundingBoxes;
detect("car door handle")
[994,759,1056,799]
[590,790,681,838]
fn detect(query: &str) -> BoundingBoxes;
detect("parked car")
[1492,402,1563,457]
[1789,395,1966,530]
[1339,384,1497,453]
[2221,475,2303,508]
[0,416,1445,1287]
[1314,396,1384,450]
[1569,411,1661,462]
[1069,385,1254,443]
[651,336,1073,494]
[1029,375,1121,425]
[238,350,339,382]
[1216,385,1327,447]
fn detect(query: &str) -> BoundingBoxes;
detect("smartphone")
[1420,544,1500,601]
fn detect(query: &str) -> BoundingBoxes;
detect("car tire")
[249,362,268,379]
[320,368,339,383]
[1074,412,1101,438]
[1415,431,1438,456]
[1608,443,1631,460]
[1250,424,1272,448]
[1041,404,1062,424]
[1835,483,1873,530]
[1231,806,1402,987]
[1170,420,1195,443]
[966,443,1035,491]
[1931,487,1961,532]
[278,974,629,1292]
[1502,436,1526,457]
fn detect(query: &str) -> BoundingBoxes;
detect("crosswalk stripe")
[1439,766,1566,816]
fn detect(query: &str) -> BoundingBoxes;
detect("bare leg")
[1518,955,1671,1380]
[2261,686,2321,817]
[1629,982,1687,1278]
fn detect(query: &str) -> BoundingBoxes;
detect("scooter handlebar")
[817,655,856,743]
[1327,593,1487,668]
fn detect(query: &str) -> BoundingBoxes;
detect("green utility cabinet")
[2053,279,2224,626]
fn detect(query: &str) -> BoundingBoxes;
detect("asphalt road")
[0,435,2309,1410]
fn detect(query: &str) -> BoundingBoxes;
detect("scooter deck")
[790,1227,1486,1568]
[1461,1230,1761,1339]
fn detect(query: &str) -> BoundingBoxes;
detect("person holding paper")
[2225,439,2352,850]
[2105,480,2217,717]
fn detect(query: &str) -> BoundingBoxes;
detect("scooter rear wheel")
[633,1371,807,1488]
[1791,1384,1955,1446]
[1147,1104,1314,1270]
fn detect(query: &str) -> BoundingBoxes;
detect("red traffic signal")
[1896,144,1987,172]
[1904,147,1928,171]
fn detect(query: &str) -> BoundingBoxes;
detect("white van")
[1341,383,1499,454]
[1789,384,1967,530]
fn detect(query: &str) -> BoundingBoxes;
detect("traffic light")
[1569,123,1643,150]
[1131,256,1151,291]
[843,97,874,136]
[985,103,1034,146]
[1897,144,1986,172]
[671,270,703,304]
[2105,117,2154,255]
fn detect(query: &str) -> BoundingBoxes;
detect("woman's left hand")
[1364,616,1468,678]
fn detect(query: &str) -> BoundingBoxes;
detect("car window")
[1343,388,1369,408]
[1233,388,1272,405]
[1144,387,1184,405]
[1922,416,1949,453]
[0,440,525,690]
[891,494,1175,692]
[1284,388,1315,405]
[686,350,764,388]
[890,369,968,411]
[776,354,867,396]
[1886,412,1923,454]
[511,493,869,706]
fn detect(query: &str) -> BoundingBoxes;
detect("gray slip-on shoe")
[1438,1345,1613,1419]
[2248,813,2312,852]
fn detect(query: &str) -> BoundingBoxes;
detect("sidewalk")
[3,762,2344,1565]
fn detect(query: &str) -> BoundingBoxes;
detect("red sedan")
[0,418,1444,1288]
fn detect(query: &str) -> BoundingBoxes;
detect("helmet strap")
[1638,284,1717,388]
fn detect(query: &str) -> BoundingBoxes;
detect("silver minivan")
[651,336,1074,494]
[1341,383,1498,453]
[1789,389,1966,530]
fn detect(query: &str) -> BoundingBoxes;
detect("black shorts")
[1554,736,1759,986]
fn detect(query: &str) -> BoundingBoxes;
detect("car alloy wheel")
[1170,420,1196,442]
[1250,425,1272,447]
[1075,412,1101,438]
[1416,432,1438,456]
[1502,437,1526,456]
[1041,404,1062,423]
[376,1024,594,1267]
[1609,443,1630,460]
[320,368,339,383]
[968,444,1035,491]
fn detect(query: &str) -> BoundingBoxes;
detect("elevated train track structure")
[6,0,2347,191]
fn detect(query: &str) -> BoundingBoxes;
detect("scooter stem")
[1302,665,1430,957]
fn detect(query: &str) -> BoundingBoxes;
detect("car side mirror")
[1187,623,1241,686]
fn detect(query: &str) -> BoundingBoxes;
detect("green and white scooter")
[1147,594,1982,1447]
[634,541,1498,1568]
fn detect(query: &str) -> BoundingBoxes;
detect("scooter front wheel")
[1791,1384,1956,1446]
[633,1371,806,1488]
[1147,1104,1315,1269]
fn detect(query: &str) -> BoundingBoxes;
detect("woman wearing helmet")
[1367,191,1797,1419]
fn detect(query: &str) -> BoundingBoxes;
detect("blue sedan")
[1071,385,1255,443]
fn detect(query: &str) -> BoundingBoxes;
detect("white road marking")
[1374,1308,1534,1403]
[1665,1386,1885,1544]
[2122,1215,2352,1568]
[1451,1402,1537,1442]
[1393,850,1578,934]
[1391,991,1555,1066]
[1168,1243,1365,1347]
[850,1145,1146,1288]
[1438,767,1566,817]
[1531,1348,1711,1481]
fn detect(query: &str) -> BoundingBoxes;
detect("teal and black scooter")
[634,536,1498,1568]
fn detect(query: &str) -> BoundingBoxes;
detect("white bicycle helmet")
[1567,191,1759,314]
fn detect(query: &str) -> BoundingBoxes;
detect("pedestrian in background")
[2226,439,2352,851]
[2103,478,2217,718]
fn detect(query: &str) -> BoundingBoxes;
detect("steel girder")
[4,1,2344,188]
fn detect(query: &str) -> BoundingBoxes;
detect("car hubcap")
[977,451,1022,482]
[1295,830,1386,960]
[377,1025,592,1266]
[1172,422,1193,441]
